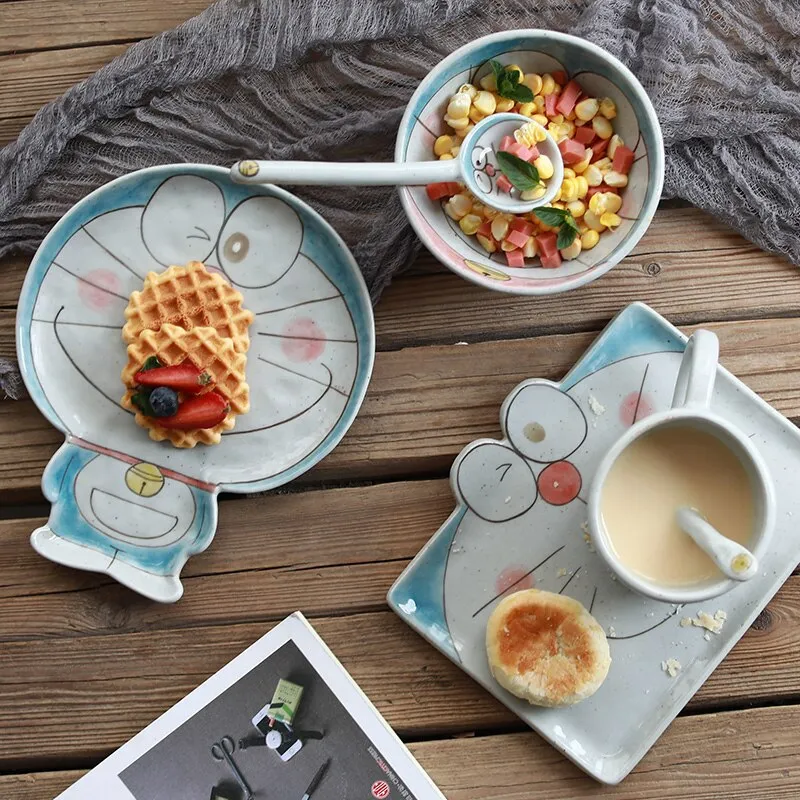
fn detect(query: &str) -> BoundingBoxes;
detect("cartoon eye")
[464,260,510,281]
[216,197,303,288]
[455,442,537,522]
[141,176,225,266]
[504,383,587,463]
[222,232,250,263]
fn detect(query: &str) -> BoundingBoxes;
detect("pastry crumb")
[454,341,469,346]
[556,567,568,578]
[588,394,606,416]
[662,658,681,678]
[684,609,727,635]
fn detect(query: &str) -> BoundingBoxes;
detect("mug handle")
[671,329,719,409]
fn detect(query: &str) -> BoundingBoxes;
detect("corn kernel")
[599,97,617,119]
[547,122,561,139]
[550,114,564,124]
[575,175,589,197]
[444,198,460,219]
[471,202,485,217]
[559,121,575,139]
[505,64,524,83]
[600,212,622,228]
[495,96,515,113]
[560,237,582,260]
[541,73,556,95]
[479,73,497,91]
[573,149,593,175]
[563,168,576,179]
[468,107,486,124]
[473,91,497,116]
[522,73,543,95]
[560,178,578,202]
[589,191,614,216]
[447,92,471,120]
[567,200,586,218]
[476,233,497,253]
[459,213,482,235]
[450,145,461,157]
[533,95,546,112]
[534,154,554,180]
[604,170,629,187]
[608,134,624,159]
[521,184,547,200]
[603,192,622,214]
[491,216,510,241]
[594,157,612,172]
[553,84,563,95]
[581,229,600,250]
[445,114,470,130]
[584,164,603,186]
[577,220,589,234]
[458,83,478,99]
[455,122,474,139]
[592,115,613,139]
[434,135,455,156]
[482,206,499,219]
[522,236,537,258]
[583,209,606,232]
[548,201,565,210]
[566,110,577,121]
[514,121,547,146]
[439,153,454,161]
[518,102,537,118]
[500,240,518,252]
[574,97,599,121]
[532,114,549,127]
[449,193,472,217]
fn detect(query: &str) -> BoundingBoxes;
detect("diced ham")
[536,231,558,258]
[585,185,620,201]
[509,218,535,235]
[545,92,558,117]
[590,138,610,161]
[499,135,515,152]
[425,182,462,201]
[555,79,582,117]
[505,229,530,249]
[506,142,534,161]
[506,249,526,268]
[574,125,595,145]
[558,137,586,165]
[477,220,493,238]
[552,71,568,86]
[540,251,563,269]
[496,174,513,193]
[612,145,636,174]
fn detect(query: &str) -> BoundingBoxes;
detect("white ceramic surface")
[589,329,775,603]
[395,29,665,294]
[388,302,800,783]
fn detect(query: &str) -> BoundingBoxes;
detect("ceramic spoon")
[676,506,759,581]
[229,113,564,214]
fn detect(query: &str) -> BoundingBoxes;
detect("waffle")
[121,324,250,448]
[123,261,254,353]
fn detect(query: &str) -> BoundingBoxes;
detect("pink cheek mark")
[495,565,535,596]
[281,317,326,362]
[538,461,582,506]
[77,269,120,310]
[484,164,496,177]
[620,392,655,426]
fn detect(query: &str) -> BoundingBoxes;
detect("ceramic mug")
[588,329,776,604]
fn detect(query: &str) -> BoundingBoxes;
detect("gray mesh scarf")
[1,0,798,399]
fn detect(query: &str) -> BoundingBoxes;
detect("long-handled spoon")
[676,506,758,581]
[229,113,564,215]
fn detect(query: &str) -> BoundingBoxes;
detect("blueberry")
[148,386,179,417]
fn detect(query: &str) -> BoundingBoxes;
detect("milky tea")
[600,425,754,585]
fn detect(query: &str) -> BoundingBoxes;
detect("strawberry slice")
[157,391,230,430]
[134,360,213,394]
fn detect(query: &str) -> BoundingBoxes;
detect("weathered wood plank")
[2,317,800,501]
[1,583,799,766]
[0,0,211,56]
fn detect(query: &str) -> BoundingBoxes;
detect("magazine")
[57,613,446,800]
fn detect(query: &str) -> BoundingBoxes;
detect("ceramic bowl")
[395,29,664,295]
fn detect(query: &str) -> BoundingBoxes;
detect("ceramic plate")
[388,302,800,783]
[17,165,374,603]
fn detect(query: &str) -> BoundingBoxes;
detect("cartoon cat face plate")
[17,165,374,603]
[388,302,800,784]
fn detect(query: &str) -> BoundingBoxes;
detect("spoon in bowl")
[229,113,564,215]
[676,506,759,581]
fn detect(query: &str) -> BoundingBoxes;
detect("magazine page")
[57,613,445,800]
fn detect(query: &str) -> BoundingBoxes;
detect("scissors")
[211,735,253,800]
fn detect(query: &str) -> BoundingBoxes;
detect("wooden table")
[2,4,800,798]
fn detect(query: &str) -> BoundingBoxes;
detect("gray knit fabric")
[1,0,798,399]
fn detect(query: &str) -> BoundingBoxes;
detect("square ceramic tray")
[388,302,800,784]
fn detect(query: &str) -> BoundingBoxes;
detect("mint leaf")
[533,207,569,227]
[141,356,162,372]
[557,224,578,250]
[131,389,156,417]
[488,61,534,104]
[504,83,534,103]
[489,60,505,88]
[495,152,541,192]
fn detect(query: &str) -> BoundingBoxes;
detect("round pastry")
[486,588,611,707]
